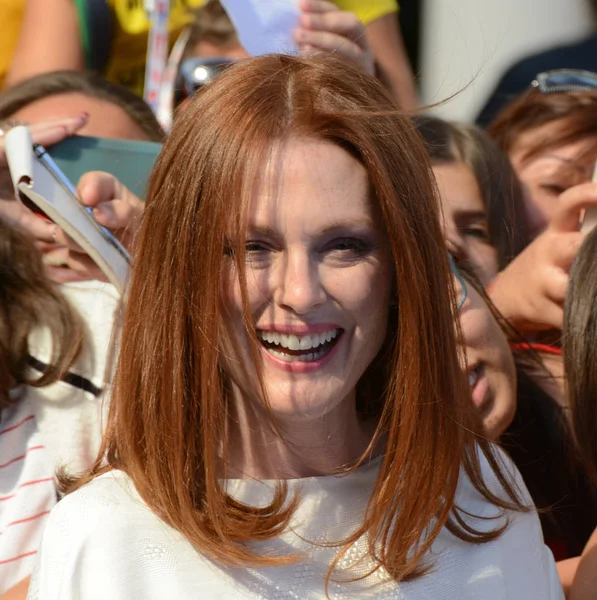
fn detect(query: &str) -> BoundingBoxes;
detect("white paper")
[5,126,33,188]
[220,0,300,56]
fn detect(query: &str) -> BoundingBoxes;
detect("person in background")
[30,54,561,599]
[562,225,597,600]
[0,218,120,600]
[0,71,159,284]
[477,0,597,127]
[457,260,596,594]
[5,0,417,108]
[487,85,597,334]
[414,116,530,287]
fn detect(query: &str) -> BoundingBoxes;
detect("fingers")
[42,246,107,284]
[28,113,89,146]
[11,209,57,243]
[296,29,366,64]
[77,172,144,247]
[77,171,125,208]
[550,182,597,232]
[298,0,338,14]
[0,114,88,167]
[550,232,585,269]
[299,5,366,46]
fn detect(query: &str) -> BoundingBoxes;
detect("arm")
[364,13,417,109]
[1,577,30,600]
[5,0,84,89]
[570,527,597,600]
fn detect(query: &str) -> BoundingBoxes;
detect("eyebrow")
[246,218,376,239]
[540,155,592,176]
[452,210,487,221]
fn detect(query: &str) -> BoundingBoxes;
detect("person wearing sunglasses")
[175,0,378,111]
[479,70,597,338]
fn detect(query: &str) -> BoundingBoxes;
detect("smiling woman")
[29,55,563,599]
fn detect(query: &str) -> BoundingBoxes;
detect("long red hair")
[69,55,524,582]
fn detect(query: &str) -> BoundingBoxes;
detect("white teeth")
[257,328,340,356]
[267,347,328,362]
[299,336,313,350]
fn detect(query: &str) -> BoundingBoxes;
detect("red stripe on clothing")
[0,477,54,502]
[0,445,44,469]
[0,550,37,566]
[510,342,562,356]
[0,415,35,436]
[0,510,51,536]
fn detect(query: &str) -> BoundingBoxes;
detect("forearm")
[5,0,84,89]
[365,13,417,109]
[1,576,30,600]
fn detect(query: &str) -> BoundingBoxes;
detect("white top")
[0,281,119,594]
[28,448,564,599]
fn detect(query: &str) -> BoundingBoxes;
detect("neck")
[225,388,379,479]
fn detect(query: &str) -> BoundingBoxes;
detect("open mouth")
[257,329,342,363]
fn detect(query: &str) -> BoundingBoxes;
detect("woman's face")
[510,128,597,239]
[454,274,517,439]
[12,92,149,140]
[222,137,391,421]
[433,162,498,287]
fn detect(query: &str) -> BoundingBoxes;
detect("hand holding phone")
[5,126,130,292]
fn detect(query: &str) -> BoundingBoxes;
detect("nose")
[275,250,326,315]
[445,227,466,262]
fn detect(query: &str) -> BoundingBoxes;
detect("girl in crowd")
[0,220,112,599]
[456,262,595,579]
[413,115,530,286]
[30,55,561,599]
[487,83,597,334]
[563,225,597,599]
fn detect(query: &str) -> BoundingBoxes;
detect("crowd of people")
[2,0,597,599]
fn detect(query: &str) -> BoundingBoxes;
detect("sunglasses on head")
[532,69,597,94]
[178,56,237,99]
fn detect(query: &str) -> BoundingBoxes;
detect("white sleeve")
[27,478,215,600]
[487,445,565,600]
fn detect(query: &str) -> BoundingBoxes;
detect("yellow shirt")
[335,0,398,23]
[0,0,398,91]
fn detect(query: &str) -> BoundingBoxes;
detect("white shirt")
[28,448,564,599]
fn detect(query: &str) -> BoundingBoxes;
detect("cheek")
[326,264,391,333]
[468,242,499,285]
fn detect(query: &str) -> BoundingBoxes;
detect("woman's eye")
[539,183,567,197]
[463,226,490,242]
[245,241,269,253]
[326,237,371,257]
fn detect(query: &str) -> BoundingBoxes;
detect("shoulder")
[33,471,223,599]
[428,445,564,598]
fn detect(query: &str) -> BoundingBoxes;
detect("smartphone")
[49,135,162,199]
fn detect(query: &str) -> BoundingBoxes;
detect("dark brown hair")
[414,115,532,268]
[71,55,524,584]
[488,88,597,165]
[0,220,82,407]
[564,226,597,484]
[0,70,164,142]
